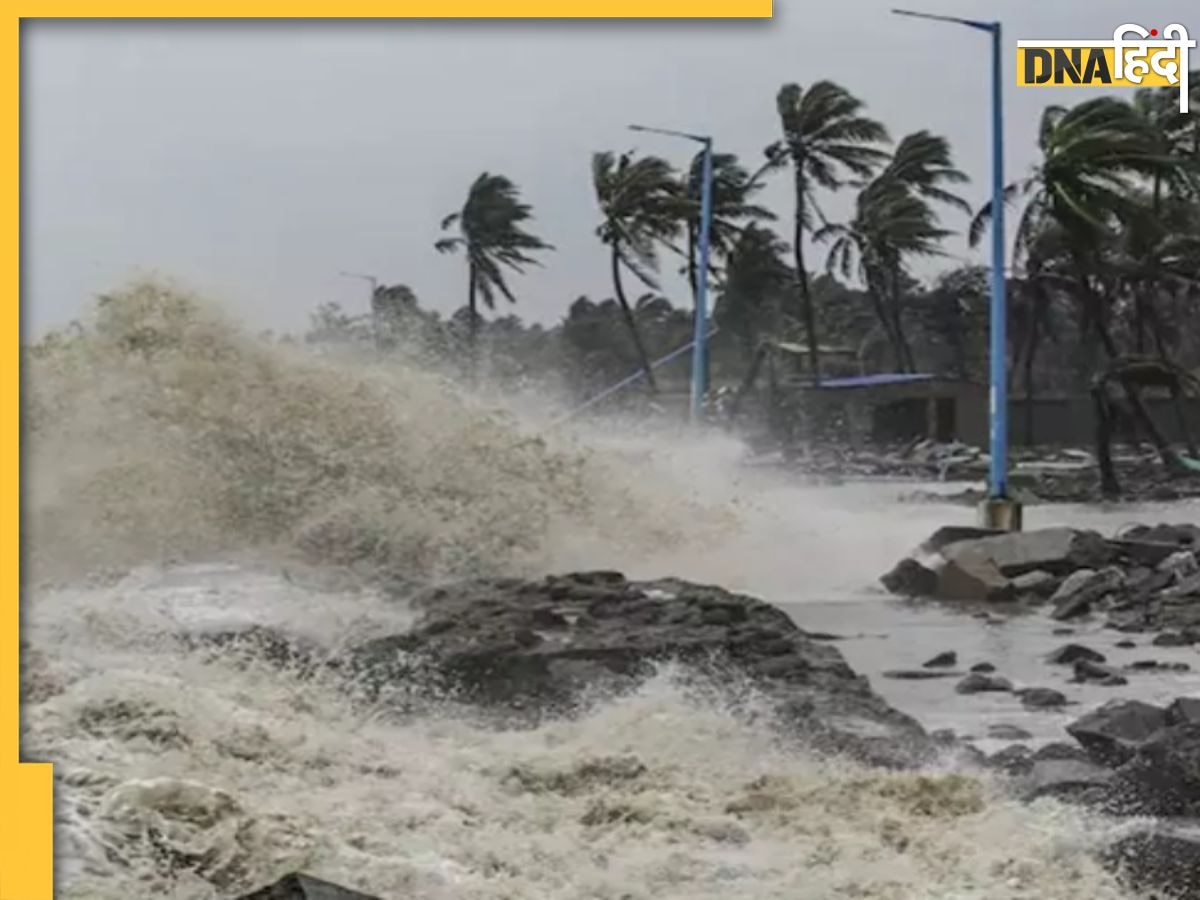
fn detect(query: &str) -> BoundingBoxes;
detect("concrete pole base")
[978,497,1023,532]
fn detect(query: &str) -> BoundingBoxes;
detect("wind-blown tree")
[680,152,775,302]
[713,224,794,362]
[762,81,890,380]
[970,97,1198,467]
[435,172,553,364]
[592,150,684,393]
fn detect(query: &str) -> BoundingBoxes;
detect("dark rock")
[1019,758,1113,804]
[1121,523,1200,549]
[1158,550,1199,578]
[1066,700,1168,766]
[970,662,996,673]
[1153,631,1199,647]
[236,872,382,899]
[1115,639,1137,649]
[954,527,1112,577]
[883,669,962,680]
[1051,567,1125,621]
[1046,643,1106,665]
[955,672,1013,695]
[1071,659,1128,686]
[988,724,1033,741]
[348,573,935,768]
[920,525,1004,554]
[1051,627,1075,636]
[1032,742,1089,763]
[1020,687,1068,709]
[1128,660,1190,672]
[986,744,1033,774]
[922,651,957,668]
[930,728,958,745]
[1103,830,1200,900]
[1166,697,1200,726]
[937,545,1015,603]
[879,558,938,596]
[1010,569,1059,598]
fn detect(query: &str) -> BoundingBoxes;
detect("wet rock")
[937,545,1015,603]
[1066,700,1168,766]
[348,573,935,768]
[1166,697,1200,726]
[1071,659,1128,687]
[955,672,1013,695]
[1115,639,1137,649]
[1011,569,1059,598]
[879,558,938,596]
[236,872,382,899]
[1051,567,1125,621]
[920,525,1003,553]
[1019,687,1068,709]
[1123,523,1200,549]
[1152,630,1199,647]
[986,744,1033,774]
[1103,830,1200,900]
[988,724,1033,741]
[1046,644,1106,665]
[1052,627,1075,636]
[1158,550,1199,579]
[883,669,961,680]
[956,527,1112,577]
[970,662,996,673]
[1019,758,1113,804]
[922,651,957,669]
[1128,660,1190,672]
[1032,742,1089,763]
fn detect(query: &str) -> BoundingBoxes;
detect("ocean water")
[23,281,1184,899]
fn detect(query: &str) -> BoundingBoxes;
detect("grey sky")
[22,4,1193,337]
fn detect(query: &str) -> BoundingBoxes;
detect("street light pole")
[892,9,1020,531]
[629,124,715,425]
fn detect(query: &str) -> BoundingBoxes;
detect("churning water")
[21,282,1170,898]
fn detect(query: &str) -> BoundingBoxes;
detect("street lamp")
[629,123,715,425]
[892,9,1020,531]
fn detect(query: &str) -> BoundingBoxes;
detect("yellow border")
[5,12,771,899]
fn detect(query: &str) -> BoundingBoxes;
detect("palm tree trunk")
[1022,315,1041,445]
[887,266,915,373]
[1092,382,1121,498]
[610,244,658,394]
[1148,304,1199,457]
[792,170,821,383]
[865,270,903,370]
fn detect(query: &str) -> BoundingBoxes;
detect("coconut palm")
[435,172,553,362]
[762,81,890,381]
[592,150,684,393]
[714,224,794,362]
[680,151,775,301]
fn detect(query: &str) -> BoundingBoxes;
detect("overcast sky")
[22,4,1193,337]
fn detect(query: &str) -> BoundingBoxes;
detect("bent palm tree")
[763,81,890,381]
[593,150,683,393]
[435,172,553,364]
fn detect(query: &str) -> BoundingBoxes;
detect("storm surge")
[22,282,1140,899]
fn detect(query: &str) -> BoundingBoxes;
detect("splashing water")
[23,282,1148,898]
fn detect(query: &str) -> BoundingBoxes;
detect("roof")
[811,373,937,390]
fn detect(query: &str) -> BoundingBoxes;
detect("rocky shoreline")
[209,547,1200,899]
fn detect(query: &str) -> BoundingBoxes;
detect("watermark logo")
[1017,24,1194,112]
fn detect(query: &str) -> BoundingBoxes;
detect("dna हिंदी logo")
[1017,24,1195,112]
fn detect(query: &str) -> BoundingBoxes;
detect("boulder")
[955,672,1013,695]
[970,662,996,673]
[1050,567,1125,621]
[1032,742,1089,763]
[883,669,961,680]
[1103,830,1200,900]
[986,744,1033,774]
[1066,700,1168,766]
[1020,687,1068,709]
[1152,630,1199,647]
[1019,758,1113,804]
[922,651,957,669]
[1071,660,1128,686]
[1010,569,1059,598]
[236,873,382,899]
[879,557,937,596]
[1046,643,1105,665]
[1166,697,1200,726]
[936,546,1015,603]
[1158,550,1199,579]
[988,724,1033,741]
[952,527,1112,577]
[348,572,935,768]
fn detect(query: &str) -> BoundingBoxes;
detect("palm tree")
[592,150,684,393]
[714,224,794,362]
[819,131,969,371]
[680,152,774,301]
[435,172,553,365]
[762,81,890,381]
[970,97,1196,468]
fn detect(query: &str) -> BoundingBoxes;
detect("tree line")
[312,77,1200,440]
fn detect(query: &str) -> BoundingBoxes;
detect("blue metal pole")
[987,21,1008,499]
[692,139,715,424]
